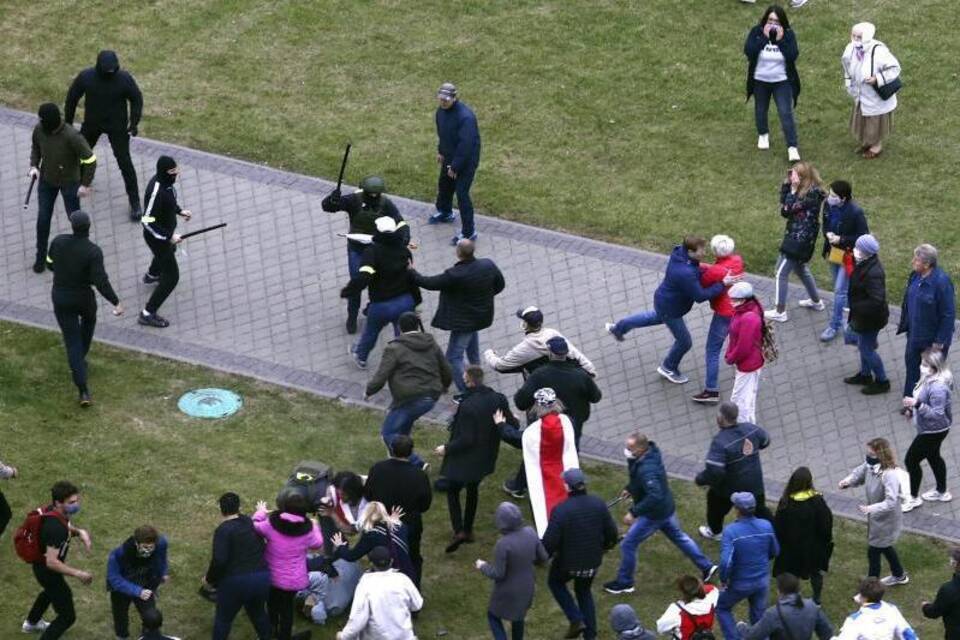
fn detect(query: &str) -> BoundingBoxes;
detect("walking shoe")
[698,525,722,541]
[703,564,719,582]
[142,272,160,285]
[901,496,923,513]
[691,390,720,404]
[757,134,769,150]
[764,309,788,323]
[603,579,636,594]
[843,373,873,385]
[345,316,358,335]
[880,574,909,587]
[657,366,689,385]
[22,619,50,633]
[820,326,838,342]
[79,391,92,408]
[564,621,587,639]
[32,260,45,274]
[604,322,625,342]
[428,210,456,224]
[445,532,469,554]
[922,489,953,502]
[129,201,143,222]
[501,480,526,499]
[791,0,809,6]
[137,311,170,328]
[788,146,801,162]
[420,461,430,473]
[450,232,478,246]
[862,380,891,395]
[798,298,825,311]
[347,344,367,370]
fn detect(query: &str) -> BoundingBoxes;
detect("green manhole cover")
[178,388,243,419]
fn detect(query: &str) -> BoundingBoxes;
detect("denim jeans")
[36,179,80,263]
[345,246,365,323]
[381,395,435,467]
[857,330,887,382]
[436,165,477,238]
[704,314,731,391]
[447,330,480,393]
[774,255,819,308]
[827,263,849,330]
[488,611,525,640]
[615,512,712,584]
[614,310,692,374]
[716,580,769,640]
[753,80,797,147]
[353,293,416,362]
[548,564,597,639]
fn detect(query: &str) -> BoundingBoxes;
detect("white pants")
[730,368,761,423]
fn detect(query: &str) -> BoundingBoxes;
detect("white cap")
[374,216,398,234]
[728,282,754,299]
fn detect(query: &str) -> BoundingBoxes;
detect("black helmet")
[360,175,385,196]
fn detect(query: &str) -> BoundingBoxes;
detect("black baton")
[23,175,37,209]
[179,223,227,240]
[335,142,351,192]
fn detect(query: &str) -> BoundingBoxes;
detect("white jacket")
[657,586,719,638]
[834,601,917,640]
[339,569,423,640]
[483,327,597,377]
[841,40,900,116]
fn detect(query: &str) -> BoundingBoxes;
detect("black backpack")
[279,460,333,513]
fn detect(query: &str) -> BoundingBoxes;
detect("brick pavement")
[2,105,958,540]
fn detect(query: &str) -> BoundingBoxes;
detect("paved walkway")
[2,106,957,540]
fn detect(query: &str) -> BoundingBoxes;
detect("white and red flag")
[522,411,580,537]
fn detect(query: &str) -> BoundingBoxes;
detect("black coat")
[772,492,833,579]
[541,490,618,572]
[923,573,960,640]
[848,255,889,333]
[64,50,143,132]
[779,184,824,263]
[744,25,801,105]
[413,257,505,332]
[514,360,602,436]
[440,385,517,484]
[364,459,432,531]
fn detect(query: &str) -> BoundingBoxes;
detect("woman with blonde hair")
[766,161,825,323]
[838,438,908,586]
[331,501,416,582]
[842,22,901,159]
[902,350,954,512]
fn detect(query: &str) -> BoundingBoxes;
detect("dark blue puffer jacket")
[653,245,724,319]
[626,443,675,521]
[435,100,481,174]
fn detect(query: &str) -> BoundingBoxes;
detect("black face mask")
[865,455,880,466]
[158,171,178,186]
[39,106,61,134]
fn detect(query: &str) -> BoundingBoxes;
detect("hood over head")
[394,331,438,352]
[38,103,62,134]
[96,50,120,76]
[494,501,523,532]
[610,604,644,634]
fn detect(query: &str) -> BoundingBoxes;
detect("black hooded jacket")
[340,230,421,303]
[47,230,119,305]
[141,172,181,242]
[65,50,143,132]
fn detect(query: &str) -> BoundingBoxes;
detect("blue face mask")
[64,503,81,516]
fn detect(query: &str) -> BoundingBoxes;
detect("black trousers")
[267,586,296,640]
[706,488,774,534]
[27,564,76,640]
[52,288,97,393]
[447,480,480,534]
[407,520,424,589]
[868,545,905,578]
[81,124,140,205]
[0,490,11,538]
[110,589,158,639]
[144,233,179,314]
[906,430,950,496]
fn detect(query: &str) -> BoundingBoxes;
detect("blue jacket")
[436,100,481,174]
[695,423,770,498]
[654,245,724,319]
[106,536,169,598]
[719,515,779,585]
[897,267,956,348]
[626,443,675,521]
[821,200,867,257]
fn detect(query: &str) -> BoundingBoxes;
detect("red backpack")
[677,584,717,640]
[13,507,67,564]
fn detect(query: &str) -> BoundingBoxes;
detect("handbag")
[871,44,902,100]
[827,246,845,265]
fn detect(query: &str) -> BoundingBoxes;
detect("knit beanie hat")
[855,234,880,256]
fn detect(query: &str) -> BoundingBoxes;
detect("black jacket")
[514,360,602,434]
[773,492,833,579]
[821,200,868,258]
[142,174,181,242]
[364,459,432,531]
[923,573,960,640]
[413,257,505,331]
[779,184,824,263]
[204,515,267,587]
[744,25,801,105]
[64,50,143,132]
[848,255,889,333]
[320,191,408,251]
[541,490,618,572]
[47,232,119,305]
[440,385,516,484]
[340,231,420,304]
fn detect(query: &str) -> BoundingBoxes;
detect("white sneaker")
[698,525,723,541]
[922,489,953,502]
[757,134,770,150]
[791,0,809,7]
[741,0,757,3]
[901,496,923,512]
[788,146,801,161]
[798,298,825,311]
[881,574,909,586]
[22,620,50,633]
[765,309,788,323]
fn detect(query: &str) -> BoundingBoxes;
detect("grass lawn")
[0,319,955,639]
[1,1,958,304]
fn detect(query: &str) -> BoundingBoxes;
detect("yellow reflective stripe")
[45,256,53,264]
[359,266,376,275]
[141,216,156,223]
[396,220,407,229]
[79,154,97,165]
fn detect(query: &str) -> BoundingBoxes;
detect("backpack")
[678,600,717,640]
[760,319,779,364]
[14,507,67,564]
[280,460,333,513]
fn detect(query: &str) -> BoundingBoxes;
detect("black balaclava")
[96,50,120,77]
[70,210,91,237]
[38,103,62,134]
[156,155,178,185]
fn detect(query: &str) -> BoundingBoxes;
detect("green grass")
[0,1,958,304]
[0,319,955,639]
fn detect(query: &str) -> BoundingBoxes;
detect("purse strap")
[776,603,798,640]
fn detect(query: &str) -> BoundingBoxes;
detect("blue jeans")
[753,80,797,147]
[774,255,819,308]
[36,179,80,263]
[353,293,415,362]
[381,396,435,467]
[856,330,887,382]
[212,570,272,640]
[345,246,365,322]
[614,310,691,374]
[436,165,477,238]
[829,263,849,330]
[615,512,713,584]
[704,314,731,391]
[488,611,525,640]
[547,564,597,639]
[447,330,480,393]
[716,580,769,640]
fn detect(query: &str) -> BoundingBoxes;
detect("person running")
[901,349,953,512]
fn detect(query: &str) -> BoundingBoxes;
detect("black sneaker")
[138,311,170,328]
[862,380,891,395]
[345,316,358,335]
[143,272,160,285]
[843,373,873,385]
[129,201,143,222]
[691,390,720,404]
[32,260,45,274]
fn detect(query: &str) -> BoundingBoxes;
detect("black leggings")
[144,233,179,314]
[868,545,904,578]
[267,587,296,640]
[905,431,949,496]
[447,481,480,534]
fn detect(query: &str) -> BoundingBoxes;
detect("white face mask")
[921,364,934,377]
[623,448,635,460]
[853,248,866,262]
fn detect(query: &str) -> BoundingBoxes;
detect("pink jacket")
[725,299,764,373]
[253,509,324,591]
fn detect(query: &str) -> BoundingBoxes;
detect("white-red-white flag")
[522,412,580,537]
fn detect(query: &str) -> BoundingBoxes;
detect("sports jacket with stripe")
[141,174,181,242]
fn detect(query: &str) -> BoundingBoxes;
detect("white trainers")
[765,309,788,323]
[757,134,770,150]
[698,525,723,541]
[788,146,801,161]
[902,496,923,512]
[922,489,953,502]
[22,620,50,633]
[798,298,826,311]
[791,0,809,7]
[881,574,910,586]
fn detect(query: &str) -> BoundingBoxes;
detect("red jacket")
[700,255,745,318]
[725,299,764,372]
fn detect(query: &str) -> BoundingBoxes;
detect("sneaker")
[502,480,526,500]
[603,579,635,594]
[788,146,801,161]
[901,496,923,513]
[657,366,689,385]
[880,574,909,586]
[347,345,367,370]
[764,309,788,323]
[445,533,468,554]
[798,298,825,311]
[757,134,770,150]
[137,311,170,328]
[22,620,50,633]
[843,373,873,385]
[862,380,891,395]
[428,210,456,225]
[79,391,92,408]
[420,461,430,473]
[922,489,953,502]
[703,564,719,582]
[345,316,358,335]
[691,391,720,404]
[605,322,625,342]
[142,272,160,285]
[450,232,478,246]
[791,0,809,6]
[820,326,838,342]
[698,525,722,541]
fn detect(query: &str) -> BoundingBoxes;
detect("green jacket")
[30,123,97,187]
[366,331,452,406]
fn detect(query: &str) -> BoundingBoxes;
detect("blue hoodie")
[627,443,675,521]
[106,536,169,598]
[653,245,724,319]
